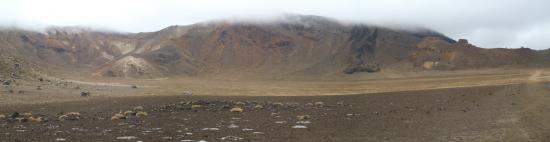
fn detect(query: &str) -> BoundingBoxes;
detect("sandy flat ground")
[1,69,549,105]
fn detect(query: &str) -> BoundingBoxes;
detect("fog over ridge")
[1,0,549,49]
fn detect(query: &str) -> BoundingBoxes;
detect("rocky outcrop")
[413,37,539,70]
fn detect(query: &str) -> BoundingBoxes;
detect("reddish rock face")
[0,15,546,79]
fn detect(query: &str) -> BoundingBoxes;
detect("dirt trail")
[516,70,550,141]
[528,70,543,82]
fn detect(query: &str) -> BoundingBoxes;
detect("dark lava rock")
[9,112,20,118]
[344,63,381,74]
[80,91,91,97]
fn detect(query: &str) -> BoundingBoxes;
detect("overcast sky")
[1,0,549,49]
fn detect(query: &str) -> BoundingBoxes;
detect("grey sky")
[1,0,549,49]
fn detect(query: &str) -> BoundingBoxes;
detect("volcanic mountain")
[0,15,547,79]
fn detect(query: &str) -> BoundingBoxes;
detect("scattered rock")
[344,63,381,74]
[80,91,90,97]
[111,113,126,120]
[234,101,246,106]
[36,86,42,90]
[254,104,264,109]
[305,103,314,107]
[191,105,202,109]
[297,115,310,120]
[21,112,32,117]
[314,101,325,107]
[0,114,5,119]
[286,102,301,108]
[162,136,173,140]
[219,136,244,141]
[9,112,20,118]
[136,111,148,117]
[74,86,80,90]
[8,89,14,93]
[17,90,24,94]
[230,107,243,113]
[227,124,239,128]
[123,110,136,116]
[133,106,144,111]
[116,136,137,140]
[15,117,28,123]
[291,125,307,129]
[336,101,344,106]
[201,128,220,131]
[59,112,81,121]
[131,85,137,89]
[272,102,284,107]
[29,116,46,123]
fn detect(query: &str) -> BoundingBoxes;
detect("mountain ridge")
[0,14,546,79]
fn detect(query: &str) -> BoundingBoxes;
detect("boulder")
[136,111,148,117]
[230,107,243,113]
[29,116,46,123]
[80,91,91,97]
[111,113,126,120]
[343,63,380,74]
[9,112,20,118]
[59,112,81,121]
[123,110,136,116]
[297,115,310,120]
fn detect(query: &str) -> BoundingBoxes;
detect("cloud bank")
[1,0,549,49]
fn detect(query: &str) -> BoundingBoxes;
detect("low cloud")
[1,0,549,49]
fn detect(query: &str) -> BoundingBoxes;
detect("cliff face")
[0,15,543,79]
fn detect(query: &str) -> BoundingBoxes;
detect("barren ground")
[1,69,550,141]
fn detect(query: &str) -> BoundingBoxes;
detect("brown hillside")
[0,15,546,79]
